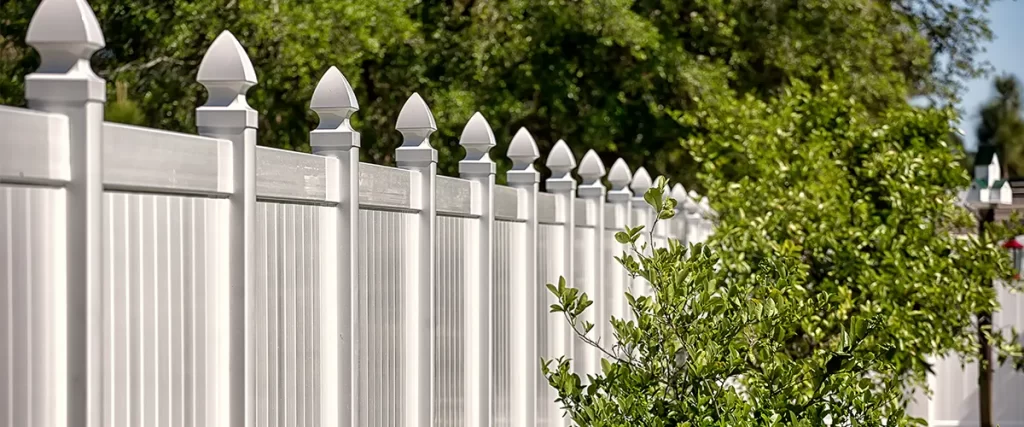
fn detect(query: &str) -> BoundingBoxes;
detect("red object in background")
[1006,237,1024,281]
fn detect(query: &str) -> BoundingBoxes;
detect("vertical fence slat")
[395,93,438,427]
[23,0,107,423]
[195,31,258,427]
[576,150,606,379]
[310,66,361,427]
[505,128,540,426]
[458,112,497,425]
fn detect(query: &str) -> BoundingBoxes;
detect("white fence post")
[576,150,606,377]
[458,112,497,425]
[699,197,714,242]
[629,167,653,297]
[196,31,258,427]
[309,66,360,427]
[606,159,633,327]
[544,139,576,426]
[395,93,437,427]
[671,184,688,245]
[687,191,705,244]
[505,128,540,426]
[22,0,106,423]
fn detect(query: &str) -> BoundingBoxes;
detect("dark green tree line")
[977,74,1024,178]
[0,0,1003,185]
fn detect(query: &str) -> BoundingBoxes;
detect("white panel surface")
[357,209,409,426]
[102,192,230,427]
[0,185,66,427]
[434,215,470,426]
[492,220,520,426]
[253,202,327,426]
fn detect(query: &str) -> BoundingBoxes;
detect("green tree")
[976,74,1024,178]
[682,80,1021,407]
[0,0,1005,185]
[544,81,1022,425]
[545,178,922,426]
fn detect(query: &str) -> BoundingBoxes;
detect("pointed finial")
[197,31,257,107]
[507,127,540,170]
[506,127,540,185]
[578,149,606,185]
[309,66,360,153]
[671,183,688,203]
[26,0,105,73]
[395,93,437,167]
[396,92,437,148]
[685,190,701,214]
[607,158,632,191]
[630,167,653,196]
[459,112,496,177]
[698,197,716,219]
[459,112,496,159]
[546,139,577,175]
[310,66,358,129]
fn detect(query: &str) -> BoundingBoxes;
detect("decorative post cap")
[458,112,496,176]
[607,158,632,191]
[506,127,540,186]
[546,139,577,176]
[545,139,576,192]
[671,183,688,204]
[459,112,496,158]
[630,167,653,197]
[699,197,716,219]
[197,31,257,108]
[578,149,606,185]
[310,66,358,128]
[684,190,701,214]
[26,0,105,72]
[395,92,437,166]
[310,66,360,152]
[396,92,437,147]
[507,127,540,169]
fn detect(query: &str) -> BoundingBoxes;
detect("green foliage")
[105,81,146,126]
[544,178,922,426]
[976,74,1024,178]
[682,80,1022,391]
[0,0,1003,185]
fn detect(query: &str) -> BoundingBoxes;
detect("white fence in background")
[0,1,714,426]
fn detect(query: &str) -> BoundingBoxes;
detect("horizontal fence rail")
[0,1,714,426]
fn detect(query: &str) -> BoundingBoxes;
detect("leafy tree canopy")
[543,80,1022,426]
[0,0,1002,184]
[683,79,1022,391]
[976,74,1024,178]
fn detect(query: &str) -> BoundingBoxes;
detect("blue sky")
[959,1,1024,151]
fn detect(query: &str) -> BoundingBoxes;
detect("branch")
[110,56,185,76]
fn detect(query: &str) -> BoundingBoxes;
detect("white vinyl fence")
[0,1,715,426]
